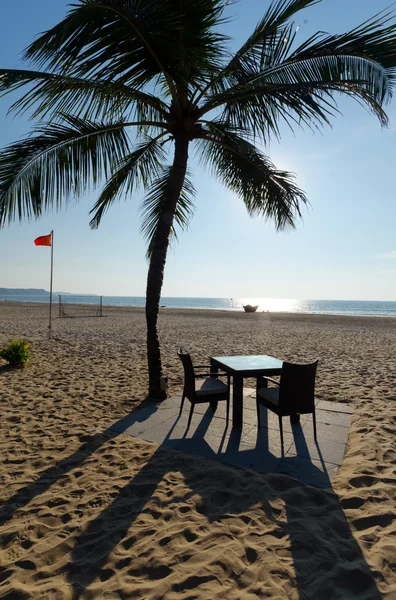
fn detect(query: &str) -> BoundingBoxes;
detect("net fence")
[58,295,103,318]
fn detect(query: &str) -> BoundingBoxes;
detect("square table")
[210,355,283,428]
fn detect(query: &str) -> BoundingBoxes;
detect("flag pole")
[49,230,54,339]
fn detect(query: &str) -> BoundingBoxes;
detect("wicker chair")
[178,349,230,429]
[256,360,319,451]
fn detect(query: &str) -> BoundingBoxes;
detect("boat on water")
[243,304,259,313]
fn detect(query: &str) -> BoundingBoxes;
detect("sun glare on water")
[235,298,301,312]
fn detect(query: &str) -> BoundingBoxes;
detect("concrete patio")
[110,390,353,488]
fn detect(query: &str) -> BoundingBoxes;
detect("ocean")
[2,292,396,317]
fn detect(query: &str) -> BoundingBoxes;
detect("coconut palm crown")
[0,0,396,399]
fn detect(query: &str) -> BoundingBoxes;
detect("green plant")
[0,339,31,366]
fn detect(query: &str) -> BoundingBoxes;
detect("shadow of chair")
[257,360,318,452]
[64,405,382,600]
[0,392,381,600]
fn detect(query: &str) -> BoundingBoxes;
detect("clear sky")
[0,0,395,300]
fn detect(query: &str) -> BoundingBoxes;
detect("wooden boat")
[243,304,259,313]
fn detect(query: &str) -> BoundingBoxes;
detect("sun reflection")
[234,298,301,312]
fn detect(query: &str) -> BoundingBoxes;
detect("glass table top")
[211,355,283,372]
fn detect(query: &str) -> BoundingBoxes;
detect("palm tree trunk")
[145,134,189,400]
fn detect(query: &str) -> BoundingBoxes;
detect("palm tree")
[0,0,395,399]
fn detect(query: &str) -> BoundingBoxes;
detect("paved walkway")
[110,390,353,488]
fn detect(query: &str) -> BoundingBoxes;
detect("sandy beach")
[0,302,395,599]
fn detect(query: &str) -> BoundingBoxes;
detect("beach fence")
[58,295,103,318]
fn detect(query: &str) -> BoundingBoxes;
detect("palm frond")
[0,115,130,225]
[212,76,389,142]
[89,133,168,228]
[290,6,396,71]
[0,69,169,122]
[195,0,319,102]
[23,0,228,97]
[160,0,230,93]
[197,123,307,229]
[140,167,196,258]
[24,0,178,95]
[198,5,396,137]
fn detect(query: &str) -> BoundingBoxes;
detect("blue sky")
[0,0,395,300]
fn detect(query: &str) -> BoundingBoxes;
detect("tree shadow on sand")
[0,405,160,527]
[65,405,382,600]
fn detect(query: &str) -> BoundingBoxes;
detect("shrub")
[0,339,30,366]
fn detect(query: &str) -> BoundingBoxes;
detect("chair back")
[279,360,318,414]
[177,349,196,399]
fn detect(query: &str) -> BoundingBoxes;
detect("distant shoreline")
[1,300,396,320]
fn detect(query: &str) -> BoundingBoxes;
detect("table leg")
[209,359,218,411]
[256,376,267,394]
[256,377,269,448]
[290,413,300,424]
[232,375,243,428]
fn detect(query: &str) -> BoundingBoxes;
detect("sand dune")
[0,303,395,598]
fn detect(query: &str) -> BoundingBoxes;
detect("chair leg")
[179,392,185,416]
[226,395,230,424]
[187,402,195,430]
[279,415,284,454]
[313,408,317,441]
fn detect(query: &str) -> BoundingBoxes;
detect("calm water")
[2,292,396,317]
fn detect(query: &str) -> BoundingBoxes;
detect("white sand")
[0,303,395,598]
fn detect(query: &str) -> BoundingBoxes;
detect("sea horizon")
[1,290,396,317]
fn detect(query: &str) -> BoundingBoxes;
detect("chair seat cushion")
[257,387,280,406]
[196,377,228,396]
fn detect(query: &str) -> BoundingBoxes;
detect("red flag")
[34,234,52,247]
